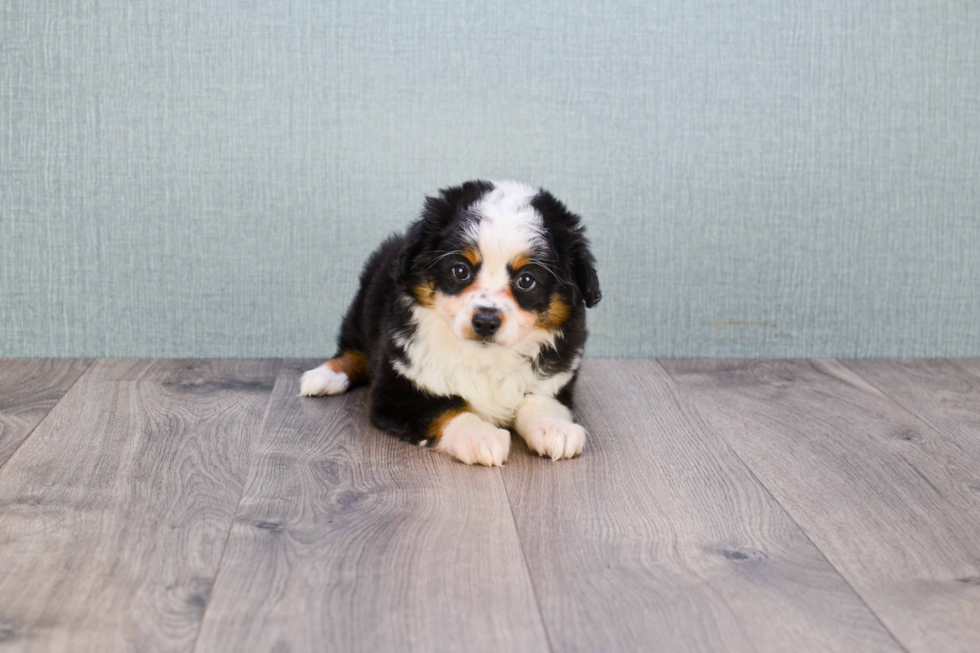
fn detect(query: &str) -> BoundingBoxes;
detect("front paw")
[524,420,586,460]
[436,413,511,467]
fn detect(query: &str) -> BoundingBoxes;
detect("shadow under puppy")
[301,180,601,466]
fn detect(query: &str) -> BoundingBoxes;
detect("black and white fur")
[300,180,600,466]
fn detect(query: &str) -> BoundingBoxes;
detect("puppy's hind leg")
[300,349,369,396]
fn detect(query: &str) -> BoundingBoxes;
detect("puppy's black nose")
[472,312,502,338]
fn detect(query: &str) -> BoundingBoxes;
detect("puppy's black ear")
[398,180,495,283]
[532,190,602,308]
[571,231,601,308]
[397,220,426,282]
[396,194,448,283]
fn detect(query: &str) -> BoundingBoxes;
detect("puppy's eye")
[516,273,536,290]
[451,264,471,281]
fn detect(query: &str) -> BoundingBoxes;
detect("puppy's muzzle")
[471,310,502,339]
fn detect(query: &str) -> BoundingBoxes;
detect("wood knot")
[712,546,768,564]
[336,490,366,509]
[166,379,272,394]
[0,620,23,644]
[893,429,922,442]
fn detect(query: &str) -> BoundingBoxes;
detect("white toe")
[526,421,586,460]
[299,365,350,396]
[437,413,511,467]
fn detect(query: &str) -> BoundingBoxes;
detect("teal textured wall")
[2,1,978,358]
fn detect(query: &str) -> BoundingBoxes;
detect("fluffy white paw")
[524,420,586,460]
[299,365,349,396]
[436,413,511,467]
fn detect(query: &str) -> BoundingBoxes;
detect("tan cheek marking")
[325,349,370,384]
[462,247,481,266]
[427,406,471,441]
[412,279,436,308]
[535,294,571,331]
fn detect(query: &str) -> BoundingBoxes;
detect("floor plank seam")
[189,358,284,653]
[946,358,980,383]
[839,360,968,458]
[498,465,555,653]
[0,358,96,475]
[654,359,914,653]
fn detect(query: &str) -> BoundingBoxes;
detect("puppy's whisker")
[424,250,464,269]
[528,258,574,288]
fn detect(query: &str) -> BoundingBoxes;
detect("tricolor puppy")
[300,180,601,466]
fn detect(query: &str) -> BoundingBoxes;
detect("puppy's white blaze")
[473,180,542,235]
[514,394,586,460]
[395,304,578,427]
[436,412,510,466]
[453,180,547,347]
[299,365,350,396]
[468,180,545,275]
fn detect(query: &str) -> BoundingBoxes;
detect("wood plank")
[662,359,980,653]
[0,359,280,652]
[0,359,92,469]
[500,359,902,653]
[842,360,980,468]
[951,358,980,380]
[194,360,549,653]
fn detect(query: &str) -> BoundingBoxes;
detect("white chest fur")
[393,305,577,427]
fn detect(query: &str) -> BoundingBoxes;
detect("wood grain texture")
[0,359,279,652]
[951,358,980,380]
[0,359,92,469]
[194,360,549,653]
[662,359,980,653]
[843,360,980,468]
[501,359,902,653]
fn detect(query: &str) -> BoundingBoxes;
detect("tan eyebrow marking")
[462,247,481,266]
[510,252,531,270]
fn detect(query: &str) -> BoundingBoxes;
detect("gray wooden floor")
[1,359,979,652]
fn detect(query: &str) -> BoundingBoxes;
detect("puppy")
[300,180,600,466]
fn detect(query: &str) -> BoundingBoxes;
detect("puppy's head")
[398,180,600,349]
